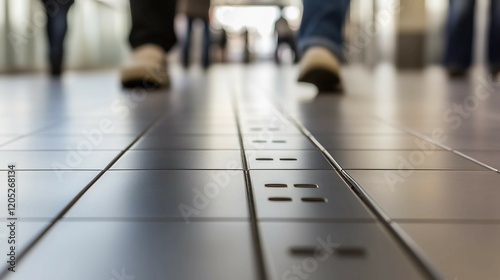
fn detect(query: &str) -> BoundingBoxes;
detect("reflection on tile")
[315,135,440,150]
[329,150,485,170]
[0,151,120,170]
[0,171,98,218]
[399,223,500,280]
[112,150,243,170]
[6,221,259,280]
[66,170,248,219]
[132,135,241,150]
[0,135,136,150]
[348,170,500,220]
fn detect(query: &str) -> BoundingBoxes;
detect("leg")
[201,18,211,68]
[298,0,351,61]
[275,38,283,64]
[444,0,476,71]
[41,0,74,76]
[488,0,500,73]
[129,0,177,52]
[182,17,194,68]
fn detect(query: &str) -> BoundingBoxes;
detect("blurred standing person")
[178,0,212,69]
[41,0,75,77]
[274,6,299,64]
[297,0,350,93]
[444,0,500,78]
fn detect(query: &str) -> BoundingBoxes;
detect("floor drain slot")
[265,184,288,188]
[290,247,316,256]
[256,158,274,161]
[251,128,263,131]
[252,140,266,143]
[335,247,366,258]
[268,197,292,202]
[272,140,286,143]
[301,197,328,203]
[294,184,318,189]
[280,158,297,161]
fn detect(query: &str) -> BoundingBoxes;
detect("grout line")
[0,112,168,279]
[230,85,269,280]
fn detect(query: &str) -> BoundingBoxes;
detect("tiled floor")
[0,64,499,279]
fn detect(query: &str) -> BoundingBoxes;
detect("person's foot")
[297,47,343,93]
[121,44,169,88]
[491,67,500,80]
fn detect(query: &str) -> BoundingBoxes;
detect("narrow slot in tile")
[294,184,318,189]
[268,197,292,202]
[256,158,274,161]
[301,197,328,203]
[280,158,297,161]
[265,183,288,188]
[334,247,366,258]
[252,140,266,143]
[272,140,287,143]
[289,247,317,256]
[268,127,280,131]
[250,128,263,131]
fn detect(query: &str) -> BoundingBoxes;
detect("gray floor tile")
[246,150,332,170]
[0,171,98,218]
[147,124,238,135]
[251,170,373,220]
[459,151,500,170]
[66,170,248,219]
[132,135,241,150]
[260,222,426,280]
[0,151,120,170]
[399,223,500,280]
[0,135,136,150]
[347,170,500,220]
[5,221,259,280]
[112,150,243,170]
[329,150,486,170]
[315,135,440,150]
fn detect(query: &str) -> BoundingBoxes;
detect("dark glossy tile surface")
[0,151,120,170]
[315,134,440,150]
[329,150,486,170]
[132,135,241,150]
[66,170,248,219]
[6,221,259,280]
[399,223,500,280]
[112,150,243,170]
[0,171,98,218]
[348,170,500,220]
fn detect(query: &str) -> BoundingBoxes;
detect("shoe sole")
[298,68,343,94]
[121,78,168,89]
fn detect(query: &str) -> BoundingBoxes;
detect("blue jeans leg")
[488,0,500,71]
[298,0,351,61]
[444,0,476,70]
[202,19,211,68]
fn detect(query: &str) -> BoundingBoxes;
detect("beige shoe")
[121,44,169,88]
[298,47,343,93]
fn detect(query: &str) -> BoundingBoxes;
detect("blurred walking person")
[41,0,75,76]
[274,6,299,64]
[178,0,212,69]
[444,0,500,78]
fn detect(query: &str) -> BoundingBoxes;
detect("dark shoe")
[447,66,468,78]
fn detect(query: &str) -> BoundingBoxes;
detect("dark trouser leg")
[444,0,476,70]
[182,17,194,68]
[41,0,74,75]
[201,19,211,68]
[128,0,177,52]
[488,0,500,73]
